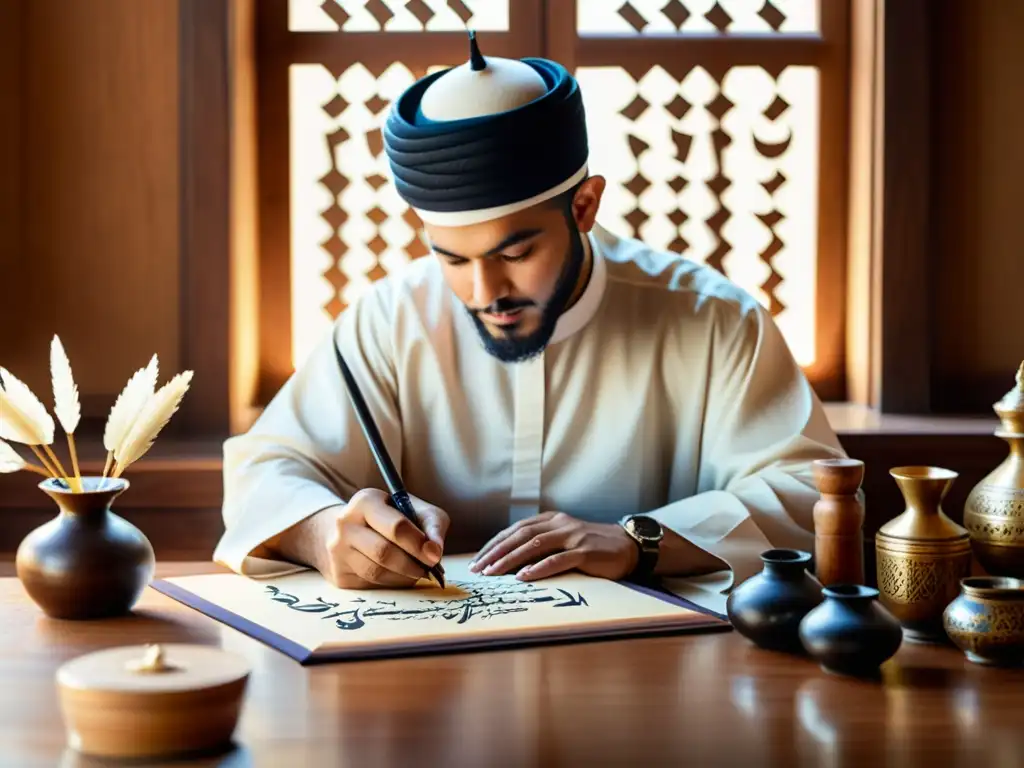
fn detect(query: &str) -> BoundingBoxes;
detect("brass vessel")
[963,362,1024,577]
[875,466,972,643]
[943,577,1024,666]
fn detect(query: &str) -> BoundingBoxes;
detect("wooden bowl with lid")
[56,643,250,759]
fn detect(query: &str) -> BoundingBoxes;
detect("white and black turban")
[383,32,589,227]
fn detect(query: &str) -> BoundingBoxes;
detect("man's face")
[424,180,602,363]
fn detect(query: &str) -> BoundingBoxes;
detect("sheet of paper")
[662,570,731,618]
[161,555,717,657]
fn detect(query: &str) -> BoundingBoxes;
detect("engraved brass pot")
[875,466,972,643]
[943,577,1024,666]
[963,362,1024,577]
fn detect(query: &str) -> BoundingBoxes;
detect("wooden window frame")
[253,0,546,403]
[0,0,966,556]
[176,0,941,440]
[844,0,934,413]
[249,0,852,404]
[546,1,851,401]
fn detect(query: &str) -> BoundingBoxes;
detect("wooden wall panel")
[1,0,180,423]
[230,0,262,435]
[931,0,1024,411]
[876,0,933,413]
[178,0,231,436]
[0,0,24,367]
[844,0,878,407]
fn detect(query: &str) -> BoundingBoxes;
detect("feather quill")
[49,335,82,491]
[0,439,26,473]
[103,354,159,477]
[0,369,61,480]
[0,438,48,476]
[0,368,55,446]
[49,336,80,434]
[112,371,192,477]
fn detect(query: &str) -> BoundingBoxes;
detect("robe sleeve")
[212,284,401,577]
[645,297,849,591]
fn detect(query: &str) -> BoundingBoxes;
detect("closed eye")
[502,246,535,263]
[439,247,534,266]
[431,228,541,266]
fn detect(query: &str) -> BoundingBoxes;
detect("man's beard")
[465,224,587,364]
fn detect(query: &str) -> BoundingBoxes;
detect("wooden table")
[4,564,1024,767]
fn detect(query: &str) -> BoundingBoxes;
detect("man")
[213,34,849,592]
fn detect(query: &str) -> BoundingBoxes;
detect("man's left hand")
[468,512,639,581]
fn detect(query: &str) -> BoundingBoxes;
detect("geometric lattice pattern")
[290,59,821,368]
[290,0,509,32]
[578,64,819,365]
[286,2,825,369]
[290,62,444,366]
[578,0,818,35]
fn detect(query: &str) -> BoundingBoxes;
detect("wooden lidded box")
[56,643,250,759]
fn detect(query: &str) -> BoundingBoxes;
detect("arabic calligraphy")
[263,579,589,632]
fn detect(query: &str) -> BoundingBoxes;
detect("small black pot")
[799,585,903,677]
[726,549,823,652]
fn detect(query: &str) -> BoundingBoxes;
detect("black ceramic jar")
[726,549,823,652]
[799,585,903,677]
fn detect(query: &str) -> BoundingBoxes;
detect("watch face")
[626,516,663,542]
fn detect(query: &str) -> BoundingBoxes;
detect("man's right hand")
[308,488,449,589]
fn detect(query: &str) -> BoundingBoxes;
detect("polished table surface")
[3,563,1024,767]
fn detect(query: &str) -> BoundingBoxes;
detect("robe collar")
[548,223,609,345]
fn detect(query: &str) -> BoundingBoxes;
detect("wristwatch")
[619,514,663,581]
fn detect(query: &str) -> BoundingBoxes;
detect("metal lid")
[994,362,1024,434]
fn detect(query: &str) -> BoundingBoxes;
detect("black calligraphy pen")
[332,340,446,589]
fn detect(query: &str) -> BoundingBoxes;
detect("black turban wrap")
[382,57,589,225]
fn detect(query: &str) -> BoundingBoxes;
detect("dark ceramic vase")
[726,549,823,652]
[799,585,903,677]
[16,477,155,620]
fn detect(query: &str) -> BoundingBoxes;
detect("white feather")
[49,335,81,434]
[114,370,192,473]
[104,354,159,453]
[0,439,26,473]
[0,368,55,446]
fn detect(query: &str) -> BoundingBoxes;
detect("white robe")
[214,224,848,591]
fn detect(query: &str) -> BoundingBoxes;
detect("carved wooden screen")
[256,0,849,401]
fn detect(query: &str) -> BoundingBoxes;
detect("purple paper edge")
[150,579,314,664]
[620,580,730,622]
[302,619,731,664]
[150,577,731,666]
